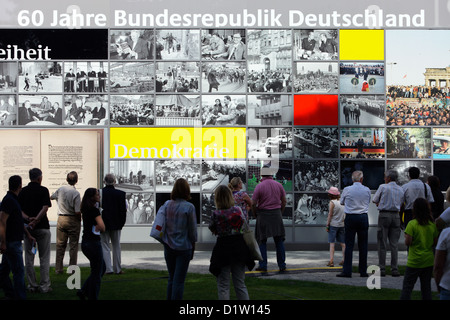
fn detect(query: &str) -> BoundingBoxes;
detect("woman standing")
[400,198,438,300]
[228,177,252,220]
[325,187,345,267]
[209,185,254,300]
[78,188,105,300]
[159,178,197,300]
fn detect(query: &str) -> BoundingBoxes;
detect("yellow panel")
[109,127,246,159]
[339,29,384,60]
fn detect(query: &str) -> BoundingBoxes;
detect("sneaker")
[391,271,401,277]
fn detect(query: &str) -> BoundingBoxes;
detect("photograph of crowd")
[386,127,432,159]
[247,127,293,159]
[155,29,200,60]
[110,95,154,126]
[340,160,385,190]
[20,61,62,93]
[64,95,108,126]
[0,95,16,125]
[0,62,18,93]
[155,62,200,93]
[125,192,155,225]
[386,160,431,185]
[339,62,385,94]
[294,193,329,225]
[18,95,63,125]
[155,160,201,192]
[201,160,246,192]
[247,160,292,192]
[293,29,338,61]
[433,128,450,159]
[293,127,339,159]
[340,127,385,159]
[63,61,108,93]
[109,160,154,192]
[155,95,201,126]
[110,29,155,60]
[109,62,154,93]
[201,95,246,125]
[340,94,385,126]
[293,160,339,192]
[201,29,246,60]
[202,61,246,93]
[247,94,293,126]
[292,62,338,93]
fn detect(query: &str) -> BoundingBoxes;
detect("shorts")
[328,226,345,244]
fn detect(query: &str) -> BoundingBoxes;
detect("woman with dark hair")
[427,175,444,220]
[158,178,197,300]
[77,188,105,300]
[400,198,438,300]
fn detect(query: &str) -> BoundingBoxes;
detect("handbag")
[243,223,262,261]
[150,210,166,244]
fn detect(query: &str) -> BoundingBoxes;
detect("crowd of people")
[110,99,154,126]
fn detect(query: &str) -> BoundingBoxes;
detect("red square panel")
[294,95,338,126]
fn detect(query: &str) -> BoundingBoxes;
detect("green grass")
[21,267,432,300]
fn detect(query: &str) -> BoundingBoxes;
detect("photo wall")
[0,25,449,244]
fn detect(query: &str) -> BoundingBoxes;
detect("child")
[326,187,345,267]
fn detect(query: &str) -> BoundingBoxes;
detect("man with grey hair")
[337,170,371,278]
[372,169,405,277]
[100,173,127,274]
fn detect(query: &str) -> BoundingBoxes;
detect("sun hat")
[327,187,340,195]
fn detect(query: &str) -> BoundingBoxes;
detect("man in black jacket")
[100,174,127,274]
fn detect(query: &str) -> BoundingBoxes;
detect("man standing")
[401,166,434,229]
[337,170,371,278]
[100,174,127,274]
[0,175,31,300]
[372,170,405,277]
[19,168,52,293]
[51,171,81,274]
[252,167,287,272]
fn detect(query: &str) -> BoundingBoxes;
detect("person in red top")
[251,167,287,272]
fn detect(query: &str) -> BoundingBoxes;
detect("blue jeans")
[343,214,368,275]
[400,266,433,300]
[0,241,26,300]
[258,236,286,270]
[439,287,450,300]
[81,239,105,300]
[164,245,192,300]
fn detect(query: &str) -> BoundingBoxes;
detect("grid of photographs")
[2,28,449,228]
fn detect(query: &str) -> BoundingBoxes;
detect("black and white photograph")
[0,62,18,93]
[292,62,338,93]
[64,61,109,93]
[201,29,246,61]
[19,61,62,93]
[154,95,201,126]
[201,160,246,192]
[0,95,17,126]
[340,160,385,190]
[155,61,200,93]
[247,160,293,192]
[247,127,293,160]
[201,192,219,226]
[110,95,154,126]
[202,61,246,93]
[339,62,385,94]
[125,192,155,225]
[156,192,201,223]
[18,95,63,125]
[340,94,385,126]
[109,62,154,93]
[247,29,292,93]
[293,160,339,192]
[201,95,246,126]
[294,193,329,225]
[293,127,339,159]
[110,160,154,192]
[155,160,201,192]
[386,127,432,159]
[433,161,450,192]
[386,160,432,186]
[64,95,108,125]
[247,94,293,126]
[340,127,385,159]
[110,29,155,60]
[155,29,200,60]
[293,29,338,61]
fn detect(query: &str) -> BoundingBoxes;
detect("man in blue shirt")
[337,170,371,278]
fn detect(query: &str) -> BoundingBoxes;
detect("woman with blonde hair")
[209,185,254,300]
[228,177,252,219]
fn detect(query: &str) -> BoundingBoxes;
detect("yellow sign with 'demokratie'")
[110,127,247,159]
